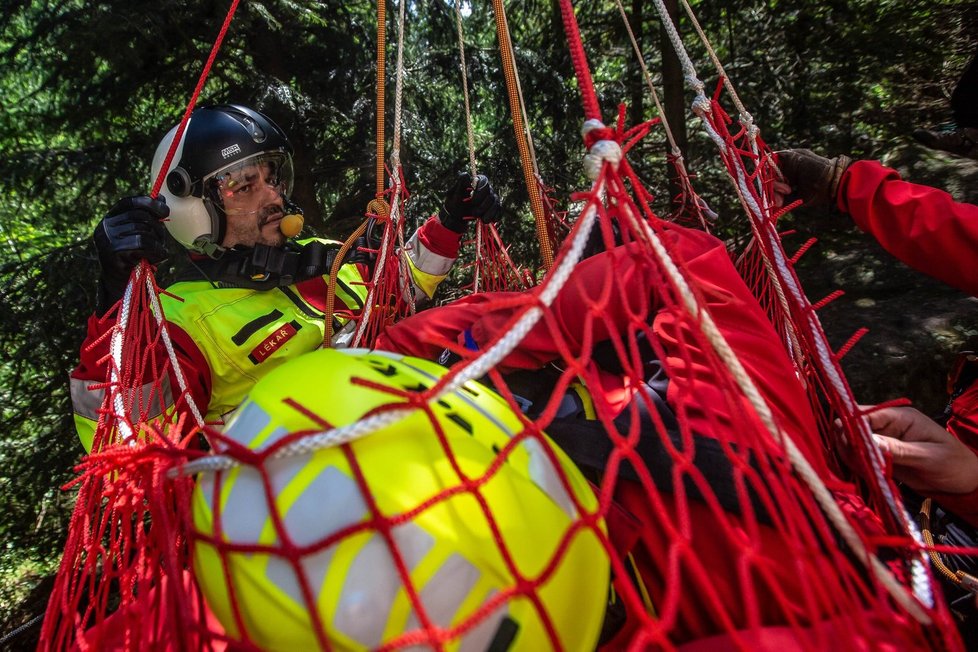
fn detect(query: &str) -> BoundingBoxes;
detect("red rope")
[149,0,242,199]
[554,0,601,123]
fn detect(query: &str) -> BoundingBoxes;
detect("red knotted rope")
[149,0,242,199]
[554,0,601,123]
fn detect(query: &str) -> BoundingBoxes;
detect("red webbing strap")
[554,0,601,122]
[149,0,242,199]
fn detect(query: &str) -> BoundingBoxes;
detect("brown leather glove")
[776,149,852,207]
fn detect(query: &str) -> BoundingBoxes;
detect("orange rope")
[324,3,390,347]
[375,0,387,197]
[322,216,372,347]
[490,0,554,272]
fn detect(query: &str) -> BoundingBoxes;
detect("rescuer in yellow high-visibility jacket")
[70,104,502,451]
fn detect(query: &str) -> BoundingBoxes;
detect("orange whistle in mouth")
[280,213,304,238]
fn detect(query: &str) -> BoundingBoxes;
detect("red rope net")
[40,2,972,651]
[341,168,416,350]
[462,222,536,294]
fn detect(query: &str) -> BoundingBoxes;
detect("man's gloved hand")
[93,195,170,314]
[438,172,503,233]
[775,149,852,207]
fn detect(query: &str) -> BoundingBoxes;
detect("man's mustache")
[257,204,284,227]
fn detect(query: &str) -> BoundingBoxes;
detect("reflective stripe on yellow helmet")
[192,348,609,651]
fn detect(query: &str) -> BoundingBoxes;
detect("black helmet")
[150,105,294,256]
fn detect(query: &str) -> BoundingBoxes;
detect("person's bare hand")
[867,405,978,494]
[772,180,792,208]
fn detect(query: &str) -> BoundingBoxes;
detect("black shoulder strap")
[502,363,773,524]
[545,416,773,525]
[174,238,374,290]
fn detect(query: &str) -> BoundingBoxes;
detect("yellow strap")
[627,552,657,618]
[570,381,597,419]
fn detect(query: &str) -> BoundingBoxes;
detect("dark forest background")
[1,0,976,643]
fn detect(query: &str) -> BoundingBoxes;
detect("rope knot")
[581,119,615,148]
[581,120,622,181]
[691,93,712,117]
[366,198,391,221]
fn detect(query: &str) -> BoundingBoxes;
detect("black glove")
[776,149,852,207]
[438,173,503,233]
[93,195,170,314]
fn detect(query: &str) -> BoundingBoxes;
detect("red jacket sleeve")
[837,160,978,296]
[838,162,978,523]
[377,224,821,465]
[374,292,516,361]
[416,214,463,259]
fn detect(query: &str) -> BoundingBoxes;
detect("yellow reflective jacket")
[72,225,460,451]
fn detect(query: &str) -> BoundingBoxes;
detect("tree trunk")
[659,0,687,211]
[628,0,645,129]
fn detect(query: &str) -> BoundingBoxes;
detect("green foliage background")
[0,0,975,641]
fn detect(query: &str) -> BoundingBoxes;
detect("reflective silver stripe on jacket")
[70,375,173,422]
[404,230,455,277]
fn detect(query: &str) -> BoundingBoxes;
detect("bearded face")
[209,155,293,249]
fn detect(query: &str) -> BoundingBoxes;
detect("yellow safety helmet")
[191,348,609,651]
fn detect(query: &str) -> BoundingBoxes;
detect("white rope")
[351,0,411,348]
[146,273,205,428]
[687,89,807,370]
[453,0,484,293]
[107,264,205,447]
[351,176,402,349]
[612,0,716,232]
[612,0,680,157]
[645,0,786,362]
[391,0,411,317]
[454,0,478,180]
[389,0,407,168]
[388,0,417,317]
[677,0,752,131]
[108,276,136,442]
[674,0,768,207]
[646,0,709,114]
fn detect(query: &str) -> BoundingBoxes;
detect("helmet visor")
[204,152,294,214]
